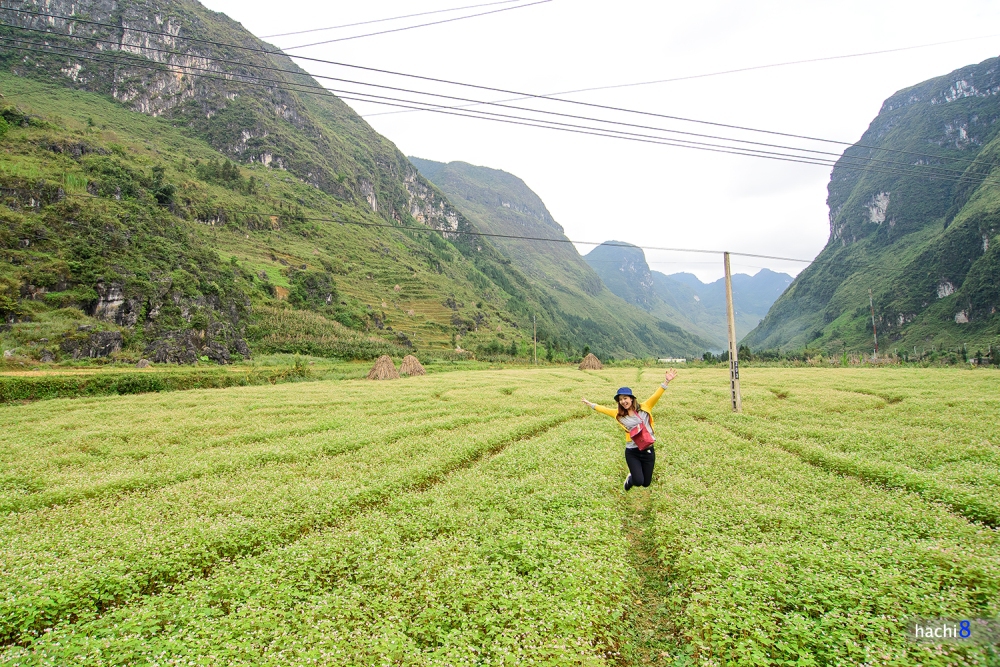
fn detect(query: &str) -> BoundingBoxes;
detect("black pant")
[624,445,655,490]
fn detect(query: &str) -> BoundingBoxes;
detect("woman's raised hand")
[581,398,595,408]
[664,368,678,383]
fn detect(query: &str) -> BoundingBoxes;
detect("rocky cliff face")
[2,0,465,232]
[827,60,1000,250]
[745,56,1000,353]
[582,241,657,309]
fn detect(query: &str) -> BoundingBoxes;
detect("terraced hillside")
[0,74,547,362]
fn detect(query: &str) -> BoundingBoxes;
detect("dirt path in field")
[618,494,690,666]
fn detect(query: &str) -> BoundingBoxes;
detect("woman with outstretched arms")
[581,369,677,491]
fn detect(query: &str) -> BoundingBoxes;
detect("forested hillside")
[745,56,1000,354]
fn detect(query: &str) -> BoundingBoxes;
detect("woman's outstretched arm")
[640,368,678,411]
[581,398,618,417]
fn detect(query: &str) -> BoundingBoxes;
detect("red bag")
[628,420,655,451]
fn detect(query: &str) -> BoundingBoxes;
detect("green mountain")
[583,241,790,347]
[409,158,714,357]
[745,57,1000,354]
[0,72,488,362]
[0,0,697,362]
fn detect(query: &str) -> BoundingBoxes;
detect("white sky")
[202,0,1000,281]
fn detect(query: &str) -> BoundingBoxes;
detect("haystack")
[367,355,400,380]
[399,354,426,377]
[578,353,603,370]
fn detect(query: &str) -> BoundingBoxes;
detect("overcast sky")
[201,0,1000,281]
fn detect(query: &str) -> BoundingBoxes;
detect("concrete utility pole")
[533,315,537,365]
[868,288,879,360]
[724,252,742,413]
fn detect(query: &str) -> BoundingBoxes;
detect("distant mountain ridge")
[584,242,791,348]
[664,270,794,324]
[745,56,1000,353]
[409,158,715,357]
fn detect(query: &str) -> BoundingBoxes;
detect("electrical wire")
[289,215,892,272]
[366,32,1000,116]
[279,0,552,50]
[3,32,996,188]
[1,39,976,193]
[31,189,898,274]
[5,24,992,184]
[4,5,998,173]
[0,39,885,171]
[25,182,891,273]
[0,26,987,276]
[3,38,994,199]
[6,21,869,167]
[261,0,525,38]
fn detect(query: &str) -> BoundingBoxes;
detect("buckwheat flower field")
[1,367,997,665]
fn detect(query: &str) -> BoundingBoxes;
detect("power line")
[3,39,982,192]
[227,211,884,268]
[0,26,881,169]
[367,32,1000,117]
[0,39,873,171]
[3,37,992,196]
[210,214,913,274]
[43,190,885,271]
[247,212,930,276]
[0,32,992,274]
[261,0,524,38]
[11,24,985,182]
[5,5,997,173]
[4,32,996,188]
[280,0,551,50]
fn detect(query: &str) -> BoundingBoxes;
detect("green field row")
[1,367,997,665]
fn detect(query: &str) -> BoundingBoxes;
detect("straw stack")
[367,355,400,380]
[399,354,426,376]
[578,353,603,370]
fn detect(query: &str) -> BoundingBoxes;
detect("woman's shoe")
[624,474,632,491]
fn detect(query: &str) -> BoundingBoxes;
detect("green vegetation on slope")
[2,0,642,362]
[0,74,573,362]
[746,57,1000,353]
[410,158,714,357]
[1,0,427,223]
[1,366,998,665]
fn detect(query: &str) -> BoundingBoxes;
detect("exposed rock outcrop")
[60,330,123,358]
[143,326,249,364]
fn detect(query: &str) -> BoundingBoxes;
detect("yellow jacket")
[593,385,666,442]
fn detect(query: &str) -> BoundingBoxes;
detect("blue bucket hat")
[615,387,635,401]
